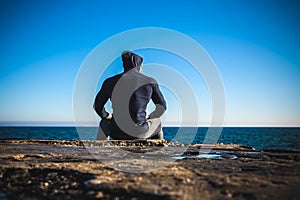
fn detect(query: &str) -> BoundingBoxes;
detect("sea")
[0,127,299,150]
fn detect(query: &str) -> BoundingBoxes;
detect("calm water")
[0,127,299,150]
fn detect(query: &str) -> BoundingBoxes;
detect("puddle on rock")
[173,152,239,160]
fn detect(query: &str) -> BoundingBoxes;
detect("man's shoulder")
[104,71,158,86]
[104,73,123,84]
[139,73,157,84]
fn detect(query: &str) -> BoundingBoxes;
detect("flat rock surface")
[0,140,299,199]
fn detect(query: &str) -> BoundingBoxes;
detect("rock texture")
[0,140,299,199]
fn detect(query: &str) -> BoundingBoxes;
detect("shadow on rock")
[1,167,172,200]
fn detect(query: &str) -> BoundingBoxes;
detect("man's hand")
[106,114,112,119]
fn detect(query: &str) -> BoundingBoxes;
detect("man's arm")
[94,80,110,119]
[148,82,167,119]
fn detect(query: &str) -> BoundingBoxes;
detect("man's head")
[121,50,143,72]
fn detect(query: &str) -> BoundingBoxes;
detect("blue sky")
[0,0,299,126]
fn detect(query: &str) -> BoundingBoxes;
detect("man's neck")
[124,67,140,73]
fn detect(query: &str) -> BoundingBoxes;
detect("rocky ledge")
[0,140,299,199]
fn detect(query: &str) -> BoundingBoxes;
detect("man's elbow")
[158,104,167,115]
[160,101,167,113]
[93,103,98,113]
[93,103,101,117]
[163,103,167,112]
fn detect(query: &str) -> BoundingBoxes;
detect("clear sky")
[0,0,299,126]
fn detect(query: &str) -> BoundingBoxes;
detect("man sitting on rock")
[94,50,167,140]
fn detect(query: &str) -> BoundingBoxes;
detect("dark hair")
[121,50,143,71]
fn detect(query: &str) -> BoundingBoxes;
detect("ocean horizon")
[0,126,299,151]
